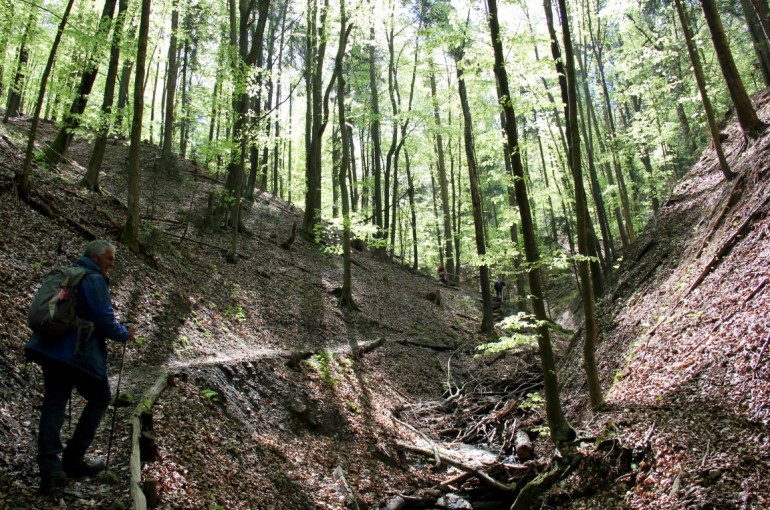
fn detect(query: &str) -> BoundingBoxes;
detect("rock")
[289,398,307,414]
[708,469,723,480]
[437,493,473,509]
[385,495,406,510]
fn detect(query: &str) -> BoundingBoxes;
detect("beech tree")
[674,0,733,180]
[486,0,575,447]
[18,0,76,199]
[700,0,765,137]
[83,0,129,191]
[160,0,180,174]
[452,40,493,335]
[43,0,118,167]
[121,0,153,253]
[554,0,603,410]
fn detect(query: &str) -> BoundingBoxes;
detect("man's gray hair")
[84,240,116,258]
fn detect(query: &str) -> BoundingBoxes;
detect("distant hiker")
[438,264,447,284]
[24,240,135,494]
[494,276,506,301]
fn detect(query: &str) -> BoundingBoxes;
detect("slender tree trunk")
[430,69,456,283]
[487,0,575,447]
[585,1,635,243]
[115,17,137,131]
[740,0,770,86]
[700,0,765,137]
[429,165,444,262]
[121,0,152,253]
[272,2,288,195]
[160,3,180,174]
[179,18,190,160]
[84,0,129,191]
[384,16,398,246]
[335,3,355,310]
[17,0,76,198]
[149,60,160,144]
[368,20,384,235]
[347,123,358,212]
[554,0,603,411]
[749,0,770,47]
[332,126,340,218]
[44,0,118,166]
[576,48,614,266]
[302,0,332,237]
[4,11,35,122]
[452,44,493,335]
[674,0,734,179]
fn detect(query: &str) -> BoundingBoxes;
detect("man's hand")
[127,324,136,339]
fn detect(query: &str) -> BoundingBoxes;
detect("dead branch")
[25,190,97,240]
[753,332,770,371]
[686,195,770,296]
[393,338,454,351]
[160,231,249,259]
[744,277,768,305]
[392,415,441,466]
[358,337,386,355]
[396,441,515,493]
[439,471,473,487]
[697,172,747,258]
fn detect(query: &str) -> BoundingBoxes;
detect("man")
[25,240,135,493]
[494,275,506,302]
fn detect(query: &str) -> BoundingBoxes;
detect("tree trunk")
[44,0,118,166]
[302,0,332,237]
[430,69,456,284]
[224,0,270,262]
[335,4,355,310]
[368,21,384,235]
[585,3,636,243]
[740,0,770,86]
[4,11,35,122]
[17,0,76,198]
[115,18,137,132]
[160,3,180,174]
[84,0,129,191]
[332,126,340,218]
[452,44,493,335]
[674,0,734,180]
[749,0,770,48]
[486,0,575,447]
[554,0,604,411]
[121,0,152,253]
[700,0,765,137]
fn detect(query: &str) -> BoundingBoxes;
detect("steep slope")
[2,85,770,509]
[0,117,485,508]
[553,91,770,509]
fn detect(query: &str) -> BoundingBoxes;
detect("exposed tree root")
[511,454,583,510]
[686,192,770,296]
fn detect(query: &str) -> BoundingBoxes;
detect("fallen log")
[396,441,515,493]
[515,430,533,460]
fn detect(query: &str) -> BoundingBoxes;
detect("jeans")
[37,361,111,476]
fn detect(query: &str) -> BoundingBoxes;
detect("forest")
[1,0,770,508]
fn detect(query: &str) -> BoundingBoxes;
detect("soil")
[0,88,769,510]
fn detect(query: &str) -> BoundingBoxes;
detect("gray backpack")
[28,266,91,336]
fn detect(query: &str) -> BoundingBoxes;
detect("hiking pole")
[105,337,127,470]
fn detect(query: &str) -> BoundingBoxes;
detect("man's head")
[84,240,117,276]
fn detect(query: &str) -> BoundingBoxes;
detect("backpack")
[28,266,91,336]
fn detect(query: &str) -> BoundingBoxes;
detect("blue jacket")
[25,256,130,380]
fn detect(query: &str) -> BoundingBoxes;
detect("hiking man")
[24,240,134,493]
[438,264,447,284]
[494,275,506,301]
